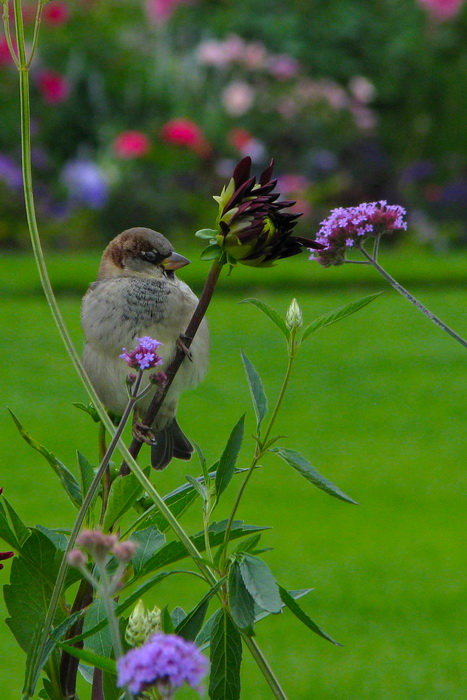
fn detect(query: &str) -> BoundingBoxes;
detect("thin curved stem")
[2,1,19,67]
[359,247,467,348]
[242,635,288,699]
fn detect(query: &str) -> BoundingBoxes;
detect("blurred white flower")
[349,76,376,104]
[222,81,255,116]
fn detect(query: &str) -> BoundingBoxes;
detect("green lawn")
[0,248,465,698]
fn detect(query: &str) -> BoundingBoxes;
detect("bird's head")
[98,228,190,280]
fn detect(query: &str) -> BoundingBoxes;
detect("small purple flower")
[120,337,163,371]
[61,158,108,209]
[310,200,407,267]
[117,633,209,696]
[0,154,22,190]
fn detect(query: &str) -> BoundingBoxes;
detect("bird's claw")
[177,335,193,362]
[133,421,157,445]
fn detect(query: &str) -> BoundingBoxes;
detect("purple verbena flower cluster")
[120,336,163,371]
[117,633,209,696]
[310,200,407,266]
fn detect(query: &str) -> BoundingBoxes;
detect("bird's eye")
[141,250,163,264]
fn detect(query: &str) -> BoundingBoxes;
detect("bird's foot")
[132,421,157,445]
[177,334,193,362]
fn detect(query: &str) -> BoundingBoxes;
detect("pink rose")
[37,70,70,103]
[113,131,151,159]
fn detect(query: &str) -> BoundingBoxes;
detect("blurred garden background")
[0,0,466,698]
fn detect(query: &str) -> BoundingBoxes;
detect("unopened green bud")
[125,599,161,647]
[286,298,303,330]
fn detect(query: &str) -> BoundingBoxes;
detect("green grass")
[0,249,465,698]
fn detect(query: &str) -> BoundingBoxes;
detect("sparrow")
[81,227,209,469]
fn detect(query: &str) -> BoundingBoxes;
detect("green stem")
[27,0,43,67]
[2,1,19,67]
[220,339,297,571]
[242,635,288,699]
[360,247,467,348]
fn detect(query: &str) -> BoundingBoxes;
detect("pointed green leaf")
[241,298,289,338]
[72,402,101,423]
[279,586,341,646]
[130,527,165,576]
[77,452,95,497]
[209,610,242,700]
[171,607,186,629]
[103,472,144,530]
[59,644,116,675]
[215,415,245,502]
[175,578,225,642]
[2,498,29,546]
[271,447,357,504]
[161,606,174,633]
[229,562,255,632]
[195,228,218,240]
[201,243,223,261]
[241,351,268,428]
[9,411,82,508]
[302,292,383,341]
[239,555,282,614]
[0,501,21,550]
[185,474,208,502]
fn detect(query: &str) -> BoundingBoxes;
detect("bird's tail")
[151,418,193,470]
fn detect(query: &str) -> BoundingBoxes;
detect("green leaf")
[239,555,282,613]
[0,501,20,550]
[2,498,29,546]
[136,521,268,579]
[271,447,357,504]
[279,586,341,646]
[233,534,262,556]
[195,228,218,240]
[254,588,313,624]
[72,401,101,423]
[201,243,223,261]
[83,599,112,658]
[241,298,289,339]
[209,610,242,700]
[175,578,225,642]
[59,643,116,675]
[241,351,268,428]
[130,527,165,576]
[302,292,383,341]
[171,607,186,629]
[229,562,255,632]
[185,474,208,502]
[103,472,144,530]
[77,452,95,497]
[215,415,245,502]
[161,606,174,633]
[9,411,82,508]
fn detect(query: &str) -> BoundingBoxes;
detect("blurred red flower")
[160,118,210,157]
[0,37,15,67]
[37,70,70,103]
[146,0,193,23]
[114,131,151,159]
[43,1,70,26]
[228,128,253,151]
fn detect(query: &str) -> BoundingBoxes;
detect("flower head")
[125,599,162,647]
[120,336,163,371]
[114,131,151,159]
[160,118,210,157]
[208,156,323,267]
[310,201,407,267]
[61,158,108,209]
[37,70,70,104]
[117,633,209,696]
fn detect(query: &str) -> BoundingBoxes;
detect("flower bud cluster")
[125,599,162,647]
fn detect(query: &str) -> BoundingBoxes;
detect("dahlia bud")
[286,298,303,330]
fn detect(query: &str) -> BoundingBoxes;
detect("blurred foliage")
[0,0,466,248]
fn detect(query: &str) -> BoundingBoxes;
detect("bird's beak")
[161,252,191,270]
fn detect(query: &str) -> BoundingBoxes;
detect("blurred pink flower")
[114,131,151,158]
[242,42,267,69]
[227,128,265,162]
[221,34,246,62]
[146,0,193,23]
[348,76,376,104]
[277,174,310,194]
[267,54,300,81]
[197,39,231,67]
[290,198,312,218]
[160,118,210,156]
[417,0,465,20]
[222,81,255,116]
[37,70,70,103]
[43,1,70,26]
[0,37,15,67]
